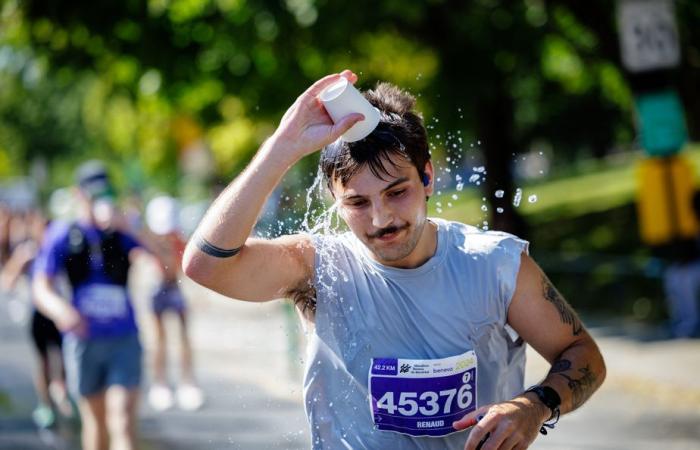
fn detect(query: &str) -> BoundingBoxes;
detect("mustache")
[368,223,409,239]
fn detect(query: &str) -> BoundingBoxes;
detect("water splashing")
[513,188,523,207]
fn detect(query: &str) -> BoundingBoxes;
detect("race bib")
[368,350,477,437]
[78,284,129,321]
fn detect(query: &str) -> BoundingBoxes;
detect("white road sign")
[617,0,680,72]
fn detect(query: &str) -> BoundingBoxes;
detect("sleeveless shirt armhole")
[498,236,530,342]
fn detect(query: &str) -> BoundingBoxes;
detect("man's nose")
[371,203,393,229]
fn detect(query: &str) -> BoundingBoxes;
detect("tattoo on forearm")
[558,365,597,409]
[550,358,572,374]
[542,275,582,336]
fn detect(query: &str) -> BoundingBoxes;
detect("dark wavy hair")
[320,82,430,191]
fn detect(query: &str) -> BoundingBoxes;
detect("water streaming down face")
[292,128,545,248]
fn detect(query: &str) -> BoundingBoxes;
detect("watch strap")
[525,385,561,435]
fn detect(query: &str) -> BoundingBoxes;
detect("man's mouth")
[369,224,409,242]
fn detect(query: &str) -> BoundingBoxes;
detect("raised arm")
[455,253,606,449]
[182,71,364,302]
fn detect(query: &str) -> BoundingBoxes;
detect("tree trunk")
[477,91,529,239]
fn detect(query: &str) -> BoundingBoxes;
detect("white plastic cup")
[319,77,380,142]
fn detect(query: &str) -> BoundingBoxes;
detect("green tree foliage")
[1,0,698,232]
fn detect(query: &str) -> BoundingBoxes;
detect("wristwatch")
[524,385,561,435]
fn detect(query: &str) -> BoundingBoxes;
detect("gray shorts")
[63,333,142,398]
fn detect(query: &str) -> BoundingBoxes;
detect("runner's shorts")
[63,333,142,397]
[151,284,186,315]
[30,309,62,356]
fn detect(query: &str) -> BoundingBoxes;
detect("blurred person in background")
[33,160,146,450]
[143,195,204,412]
[0,208,73,428]
[663,190,700,338]
[0,204,12,266]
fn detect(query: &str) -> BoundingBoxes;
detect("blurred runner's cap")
[75,160,115,200]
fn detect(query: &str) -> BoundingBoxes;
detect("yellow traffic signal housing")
[637,156,699,245]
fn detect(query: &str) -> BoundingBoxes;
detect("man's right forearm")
[188,135,298,251]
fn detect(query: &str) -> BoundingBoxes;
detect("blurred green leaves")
[2,0,696,200]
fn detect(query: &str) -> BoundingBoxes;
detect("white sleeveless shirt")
[305,218,529,449]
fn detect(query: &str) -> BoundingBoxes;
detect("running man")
[182,71,606,449]
[33,161,145,450]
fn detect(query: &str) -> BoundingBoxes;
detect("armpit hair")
[286,279,316,320]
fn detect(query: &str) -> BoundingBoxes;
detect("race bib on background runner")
[77,284,128,321]
[368,350,477,437]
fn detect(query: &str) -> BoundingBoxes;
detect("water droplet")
[495,190,504,198]
[469,174,480,183]
[528,194,538,203]
[456,183,464,191]
[481,205,488,212]
[496,207,504,213]
[513,188,523,207]
[451,194,458,200]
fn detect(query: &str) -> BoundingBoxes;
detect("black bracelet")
[195,235,242,258]
[525,385,561,435]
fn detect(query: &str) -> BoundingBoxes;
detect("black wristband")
[525,385,561,435]
[195,235,241,258]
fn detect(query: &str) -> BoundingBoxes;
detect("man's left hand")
[453,396,550,450]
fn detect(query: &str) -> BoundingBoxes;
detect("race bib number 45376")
[368,350,477,437]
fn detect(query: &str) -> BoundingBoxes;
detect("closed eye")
[388,189,406,198]
[346,199,368,208]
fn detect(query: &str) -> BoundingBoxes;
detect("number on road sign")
[617,0,680,72]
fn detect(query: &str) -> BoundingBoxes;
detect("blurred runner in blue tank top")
[183,71,607,449]
[33,161,145,450]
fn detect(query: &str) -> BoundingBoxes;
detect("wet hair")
[320,82,430,191]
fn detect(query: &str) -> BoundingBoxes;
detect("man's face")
[75,188,117,230]
[331,154,434,268]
